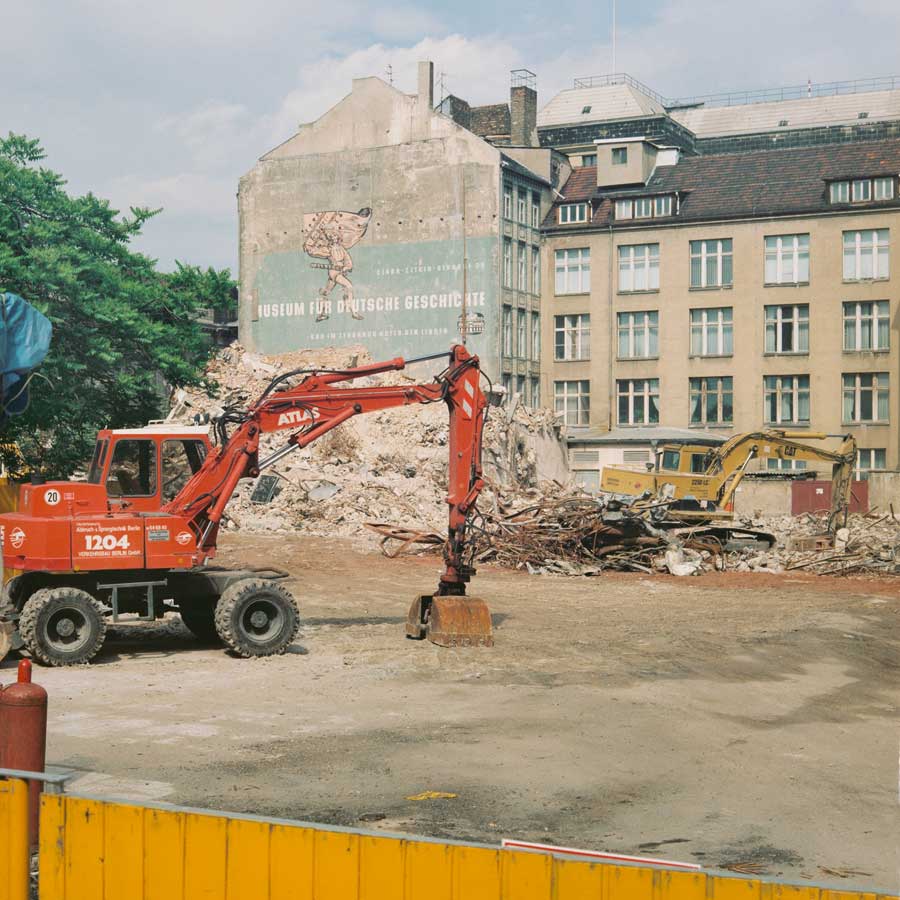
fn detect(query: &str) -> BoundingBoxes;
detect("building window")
[690,239,733,288]
[615,199,633,220]
[558,203,588,224]
[764,375,810,425]
[843,373,889,423]
[531,193,541,228]
[582,153,597,166]
[517,242,527,291]
[554,248,590,294]
[555,380,590,426]
[531,247,540,294]
[612,147,628,165]
[843,300,890,351]
[618,243,659,292]
[856,448,886,480]
[617,310,658,358]
[852,179,872,202]
[503,238,512,287]
[554,314,590,361]
[654,195,673,216]
[843,229,889,280]
[689,376,733,426]
[765,304,809,354]
[502,306,512,357]
[517,309,527,359]
[765,234,809,284]
[531,377,540,407]
[874,177,894,200]
[634,197,653,218]
[581,105,592,115]
[830,181,849,203]
[617,379,659,426]
[501,373,511,400]
[767,458,807,472]
[516,374,526,399]
[503,186,512,219]
[690,307,733,356]
[531,312,540,360]
[517,190,527,224]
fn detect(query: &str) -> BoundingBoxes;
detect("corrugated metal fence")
[0,779,897,900]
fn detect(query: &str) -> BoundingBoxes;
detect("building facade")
[543,137,900,479]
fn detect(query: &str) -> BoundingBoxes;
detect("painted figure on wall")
[302,207,372,321]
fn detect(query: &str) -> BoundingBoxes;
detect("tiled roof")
[546,139,900,228]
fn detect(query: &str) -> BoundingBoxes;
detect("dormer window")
[874,177,895,200]
[831,177,895,204]
[830,181,849,203]
[558,203,588,224]
[581,105,592,114]
[634,198,653,218]
[612,147,628,166]
[615,195,676,221]
[852,179,872,202]
[654,195,673,216]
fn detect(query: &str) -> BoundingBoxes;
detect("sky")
[2,0,899,273]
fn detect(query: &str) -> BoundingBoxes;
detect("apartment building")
[542,136,900,485]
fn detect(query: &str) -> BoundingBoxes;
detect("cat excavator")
[0,344,492,666]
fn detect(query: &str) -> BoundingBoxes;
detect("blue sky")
[2,0,898,272]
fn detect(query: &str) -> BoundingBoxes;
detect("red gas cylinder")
[0,659,49,848]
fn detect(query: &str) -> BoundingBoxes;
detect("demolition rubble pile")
[167,342,570,541]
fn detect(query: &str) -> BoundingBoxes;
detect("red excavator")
[0,344,491,665]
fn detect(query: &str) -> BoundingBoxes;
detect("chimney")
[510,69,537,147]
[418,61,434,117]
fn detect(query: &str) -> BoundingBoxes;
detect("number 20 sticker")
[44,489,61,506]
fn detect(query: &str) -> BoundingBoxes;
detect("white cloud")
[105,172,236,217]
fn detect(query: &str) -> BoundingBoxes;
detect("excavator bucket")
[0,619,13,664]
[406,594,493,647]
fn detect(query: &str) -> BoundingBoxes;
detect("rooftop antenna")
[385,64,393,85]
[611,0,616,72]
[438,70,448,105]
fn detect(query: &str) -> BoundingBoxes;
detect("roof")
[538,83,666,128]
[670,88,900,137]
[469,103,510,137]
[568,427,726,446]
[500,154,550,185]
[547,138,900,228]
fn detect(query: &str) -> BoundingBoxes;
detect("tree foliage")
[0,133,235,477]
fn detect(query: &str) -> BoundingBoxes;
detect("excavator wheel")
[214,578,300,658]
[19,587,108,666]
[406,594,493,648]
[179,599,222,644]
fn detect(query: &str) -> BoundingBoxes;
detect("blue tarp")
[0,292,52,422]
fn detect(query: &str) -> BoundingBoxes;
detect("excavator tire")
[0,595,15,663]
[214,578,299,658]
[179,599,222,644]
[19,587,108,667]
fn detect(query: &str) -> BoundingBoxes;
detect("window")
[874,177,894,200]
[582,153,597,166]
[765,305,809,353]
[554,248,590,294]
[581,105,592,115]
[574,470,600,493]
[654,195,673,216]
[531,312,540,359]
[502,306,512,356]
[856,448,886,480]
[612,147,628,165]
[531,193,541,228]
[689,377,733,426]
[842,373,889,423]
[830,181,849,203]
[554,314,591,361]
[501,374,511,400]
[765,234,809,284]
[105,439,157,497]
[690,307,733,356]
[531,377,540,407]
[161,439,208,502]
[617,310,658,358]
[558,203,588,224]
[843,229,889,280]
[767,458,807,472]
[764,375,810,425]
[852,179,872,202]
[615,199,633,220]
[690,239,733,288]
[517,190,527,224]
[618,244,659,292]
[503,186,512,219]
[503,238,512,287]
[516,375,526,398]
[634,197,653,218]
[531,247,540,294]
[518,242,527,291]
[843,300,890,351]
[517,309,527,358]
[555,380,590,426]
[617,379,659,425]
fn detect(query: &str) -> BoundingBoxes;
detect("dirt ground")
[3,534,897,892]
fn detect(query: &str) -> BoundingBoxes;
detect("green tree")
[0,134,235,477]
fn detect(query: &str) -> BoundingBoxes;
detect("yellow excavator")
[600,430,857,532]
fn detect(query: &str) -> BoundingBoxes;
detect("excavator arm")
[164,343,492,646]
